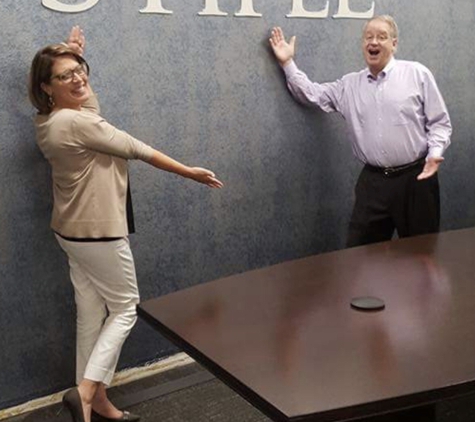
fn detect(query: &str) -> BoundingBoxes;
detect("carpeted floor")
[4,362,475,422]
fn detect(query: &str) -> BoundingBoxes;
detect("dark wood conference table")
[138,228,475,421]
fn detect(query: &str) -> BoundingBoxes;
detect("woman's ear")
[41,82,52,97]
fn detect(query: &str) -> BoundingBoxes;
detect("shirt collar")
[366,57,396,81]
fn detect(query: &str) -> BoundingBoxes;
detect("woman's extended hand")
[66,25,85,56]
[188,167,224,188]
[147,150,223,188]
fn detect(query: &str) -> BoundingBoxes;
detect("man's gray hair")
[364,15,399,39]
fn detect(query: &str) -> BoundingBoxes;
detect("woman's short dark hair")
[29,44,89,114]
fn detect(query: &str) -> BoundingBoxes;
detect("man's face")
[362,19,398,76]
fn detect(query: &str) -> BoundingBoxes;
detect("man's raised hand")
[269,27,296,67]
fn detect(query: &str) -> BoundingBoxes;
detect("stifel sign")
[42,0,376,19]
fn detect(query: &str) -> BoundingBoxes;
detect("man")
[269,15,452,247]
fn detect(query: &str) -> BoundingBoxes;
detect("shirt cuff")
[282,60,298,78]
[427,146,444,159]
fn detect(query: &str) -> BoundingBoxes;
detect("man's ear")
[392,37,398,54]
[41,82,52,97]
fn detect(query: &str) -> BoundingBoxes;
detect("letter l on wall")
[333,0,375,18]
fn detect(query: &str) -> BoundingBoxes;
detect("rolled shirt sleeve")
[421,67,452,159]
[282,60,344,114]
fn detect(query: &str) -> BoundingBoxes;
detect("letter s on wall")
[42,0,100,13]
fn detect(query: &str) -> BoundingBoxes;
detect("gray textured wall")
[0,0,474,409]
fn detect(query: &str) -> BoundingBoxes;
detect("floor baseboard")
[0,353,194,420]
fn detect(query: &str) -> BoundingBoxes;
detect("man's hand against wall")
[269,27,296,67]
[417,157,444,180]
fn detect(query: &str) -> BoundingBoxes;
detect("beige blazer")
[35,95,154,238]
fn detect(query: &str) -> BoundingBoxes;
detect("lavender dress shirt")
[283,58,452,168]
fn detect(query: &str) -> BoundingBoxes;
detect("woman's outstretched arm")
[147,149,224,188]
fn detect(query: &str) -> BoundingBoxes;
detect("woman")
[29,27,223,422]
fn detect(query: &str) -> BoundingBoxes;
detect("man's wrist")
[280,58,293,68]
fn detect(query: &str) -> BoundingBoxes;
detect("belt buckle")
[383,167,395,176]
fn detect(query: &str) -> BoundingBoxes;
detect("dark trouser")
[346,160,440,248]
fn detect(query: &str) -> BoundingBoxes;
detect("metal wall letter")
[139,0,173,14]
[235,0,262,17]
[42,0,100,13]
[333,0,375,19]
[198,0,228,16]
[287,0,330,18]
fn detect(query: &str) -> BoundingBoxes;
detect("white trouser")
[55,235,139,386]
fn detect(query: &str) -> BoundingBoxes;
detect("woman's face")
[41,55,90,111]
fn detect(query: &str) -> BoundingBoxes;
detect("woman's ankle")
[78,380,99,404]
[91,385,122,418]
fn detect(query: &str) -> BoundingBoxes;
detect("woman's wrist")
[180,166,194,179]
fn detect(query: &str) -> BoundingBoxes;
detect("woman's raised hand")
[66,25,86,56]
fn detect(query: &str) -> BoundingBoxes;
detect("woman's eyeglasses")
[51,64,88,83]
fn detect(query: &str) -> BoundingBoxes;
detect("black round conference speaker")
[350,296,385,311]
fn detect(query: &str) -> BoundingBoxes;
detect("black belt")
[365,157,425,176]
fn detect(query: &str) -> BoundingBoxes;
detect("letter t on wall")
[235,0,262,17]
[139,0,173,14]
[198,0,228,16]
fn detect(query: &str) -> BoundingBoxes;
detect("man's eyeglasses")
[51,64,88,83]
[364,34,391,43]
